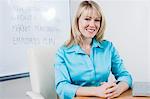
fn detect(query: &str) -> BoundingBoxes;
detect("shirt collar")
[92,38,104,49]
[64,44,84,54]
[65,44,83,53]
[64,38,104,54]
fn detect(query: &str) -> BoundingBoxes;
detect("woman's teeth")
[87,29,95,32]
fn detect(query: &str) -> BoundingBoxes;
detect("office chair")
[26,47,58,99]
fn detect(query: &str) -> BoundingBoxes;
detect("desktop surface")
[74,89,150,99]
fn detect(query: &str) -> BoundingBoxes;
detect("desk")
[75,89,150,99]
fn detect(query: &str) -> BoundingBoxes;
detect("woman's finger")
[105,84,117,94]
[105,87,115,94]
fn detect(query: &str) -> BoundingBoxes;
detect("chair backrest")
[28,47,57,99]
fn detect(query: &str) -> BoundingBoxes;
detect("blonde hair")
[65,0,106,47]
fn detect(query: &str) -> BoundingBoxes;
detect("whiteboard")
[0,0,70,77]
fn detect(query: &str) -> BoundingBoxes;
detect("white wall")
[148,6,150,81]
[70,0,150,82]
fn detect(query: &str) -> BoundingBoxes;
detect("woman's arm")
[105,81,129,98]
[110,42,132,88]
[76,82,116,98]
[76,87,99,97]
[117,81,129,94]
[105,42,132,98]
[54,48,80,99]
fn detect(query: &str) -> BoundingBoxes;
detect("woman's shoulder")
[56,44,66,53]
[56,44,77,54]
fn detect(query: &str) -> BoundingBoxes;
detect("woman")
[54,0,132,99]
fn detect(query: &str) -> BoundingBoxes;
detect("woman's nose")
[89,20,95,27]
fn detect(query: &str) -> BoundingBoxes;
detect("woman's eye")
[95,19,100,22]
[85,18,90,21]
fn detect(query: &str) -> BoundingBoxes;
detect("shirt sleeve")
[54,48,80,99]
[110,42,132,88]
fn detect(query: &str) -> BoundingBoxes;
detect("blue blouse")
[54,39,132,99]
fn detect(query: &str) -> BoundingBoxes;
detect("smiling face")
[78,8,101,39]
[66,1,105,47]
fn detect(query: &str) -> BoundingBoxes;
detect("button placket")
[91,48,98,84]
[84,55,94,82]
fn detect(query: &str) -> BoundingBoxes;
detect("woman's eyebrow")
[84,15,100,19]
[84,16,91,18]
[95,16,101,19]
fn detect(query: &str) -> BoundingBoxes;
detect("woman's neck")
[80,38,92,50]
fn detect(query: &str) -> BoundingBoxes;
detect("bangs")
[79,5,102,19]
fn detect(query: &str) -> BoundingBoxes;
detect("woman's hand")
[75,82,115,98]
[75,81,129,98]
[104,83,121,99]
[104,81,129,99]
[94,82,116,98]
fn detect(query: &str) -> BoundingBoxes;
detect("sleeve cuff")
[57,83,80,99]
[65,84,80,98]
[117,76,132,88]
